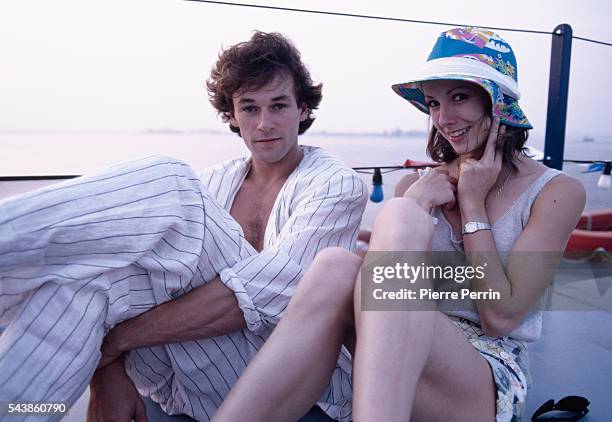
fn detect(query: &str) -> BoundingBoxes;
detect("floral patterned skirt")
[450,316,530,422]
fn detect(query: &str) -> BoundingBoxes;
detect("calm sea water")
[1,132,610,225]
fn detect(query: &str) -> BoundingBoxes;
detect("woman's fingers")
[493,125,506,168]
[435,177,456,209]
[444,182,457,210]
[415,170,456,209]
[482,117,501,164]
[432,166,448,173]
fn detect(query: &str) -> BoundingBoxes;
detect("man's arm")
[99,276,243,368]
[100,164,367,366]
[91,277,245,419]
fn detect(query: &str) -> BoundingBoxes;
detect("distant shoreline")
[0,128,428,138]
[1,129,610,144]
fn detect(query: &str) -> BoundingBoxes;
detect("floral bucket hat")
[392,27,532,129]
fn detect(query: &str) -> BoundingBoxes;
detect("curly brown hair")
[207,31,323,137]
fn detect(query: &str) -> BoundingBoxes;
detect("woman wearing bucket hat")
[212,28,585,422]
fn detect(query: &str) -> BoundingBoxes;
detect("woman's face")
[422,80,492,157]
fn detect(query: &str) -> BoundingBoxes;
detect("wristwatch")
[462,221,492,235]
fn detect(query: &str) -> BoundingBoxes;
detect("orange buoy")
[565,209,612,255]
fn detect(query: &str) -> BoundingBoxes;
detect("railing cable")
[184,0,612,47]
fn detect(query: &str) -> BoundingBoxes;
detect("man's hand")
[97,328,124,370]
[87,356,148,422]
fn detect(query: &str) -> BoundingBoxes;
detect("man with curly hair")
[0,32,366,421]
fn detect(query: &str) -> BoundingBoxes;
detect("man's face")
[229,74,308,165]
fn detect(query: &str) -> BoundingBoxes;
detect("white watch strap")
[462,221,492,235]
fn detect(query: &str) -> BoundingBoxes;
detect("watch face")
[463,222,491,235]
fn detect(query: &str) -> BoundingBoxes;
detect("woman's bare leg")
[212,247,361,422]
[353,307,496,421]
[352,198,495,421]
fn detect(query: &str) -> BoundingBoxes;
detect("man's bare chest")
[230,184,282,252]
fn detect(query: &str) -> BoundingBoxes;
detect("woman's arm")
[455,120,586,336]
[462,175,585,336]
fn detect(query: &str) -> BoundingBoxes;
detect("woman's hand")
[403,167,456,213]
[457,117,505,211]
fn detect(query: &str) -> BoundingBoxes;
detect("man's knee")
[142,155,187,168]
[135,156,201,186]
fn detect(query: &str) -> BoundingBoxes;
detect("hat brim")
[392,75,532,129]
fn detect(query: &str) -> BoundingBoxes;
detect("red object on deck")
[403,159,438,168]
[565,209,612,253]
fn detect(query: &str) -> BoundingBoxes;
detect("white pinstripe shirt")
[201,145,367,332]
[127,145,367,420]
[0,147,366,421]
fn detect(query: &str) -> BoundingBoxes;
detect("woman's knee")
[306,248,361,291]
[370,198,434,249]
[292,247,361,310]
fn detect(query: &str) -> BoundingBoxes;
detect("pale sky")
[2,0,612,140]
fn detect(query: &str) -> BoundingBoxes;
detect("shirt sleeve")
[218,169,368,334]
